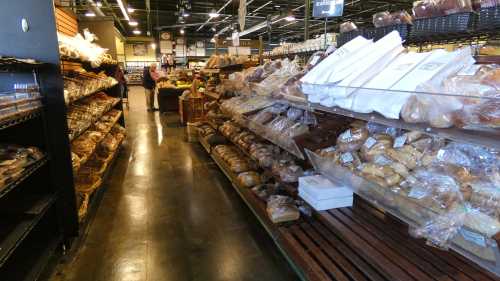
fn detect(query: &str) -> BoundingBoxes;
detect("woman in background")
[142,63,160,112]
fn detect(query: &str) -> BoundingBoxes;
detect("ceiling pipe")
[87,0,106,16]
[146,0,151,35]
[196,0,232,32]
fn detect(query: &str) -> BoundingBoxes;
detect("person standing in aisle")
[142,63,160,112]
[114,64,128,100]
[167,53,175,73]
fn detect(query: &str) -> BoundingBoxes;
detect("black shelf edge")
[0,57,46,72]
[311,103,500,150]
[0,194,57,267]
[0,156,48,200]
[0,107,42,131]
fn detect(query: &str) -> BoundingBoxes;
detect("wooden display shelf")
[68,98,120,141]
[72,110,123,172]
[203,127,500,281]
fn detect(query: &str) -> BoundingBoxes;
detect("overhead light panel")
[133,29,141,35]
[183,11,190,17]
[96,1,102,7]
[85,11,96,17]
[128,6,135,13]
[129,20,138,26]
[116,0,130,21]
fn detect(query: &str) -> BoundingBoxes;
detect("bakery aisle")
[47,86,299,281]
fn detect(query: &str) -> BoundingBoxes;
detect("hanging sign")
[313,0,344,18]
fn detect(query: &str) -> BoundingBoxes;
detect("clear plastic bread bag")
[436,0,473,14]
[412,0,441,18]
[391,10,414,25]
[373,11,392,27]
[266,195,300,223]
[340,21,358,33]
[286,107,304,121]
[300,110,318,126]
[410,205,467,249]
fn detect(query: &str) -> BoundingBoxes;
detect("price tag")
[341,152,354,164]
[393,135,407,148]
[310,56,320,66]
[408,186,427,199]
[341,129,352,141]
[323,146,336,153]
[437,149,446,159]
[364,137,377,149]
[460,228,487,247]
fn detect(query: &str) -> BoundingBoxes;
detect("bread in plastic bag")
[436,0,473,14]
[266,195,300,223]
[336,127,369,152]
[413,0,442,18]
[339,21,358,33]
[391,10,413,25]
[373,11,392,27]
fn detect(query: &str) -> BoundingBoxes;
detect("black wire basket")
[476,6,500,31]
[409,12,474,41]
[372,24,412,41]
[336,30,365,47]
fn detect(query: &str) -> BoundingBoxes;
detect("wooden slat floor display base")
[201,135,500,281]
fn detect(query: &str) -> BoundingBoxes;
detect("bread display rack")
[0,2,126,280]
[198,27,500,280]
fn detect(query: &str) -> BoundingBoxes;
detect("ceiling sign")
[313,0,344,18]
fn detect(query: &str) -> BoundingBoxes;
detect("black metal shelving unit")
[0,1,86,279]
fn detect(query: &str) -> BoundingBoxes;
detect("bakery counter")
[306,148,500,276]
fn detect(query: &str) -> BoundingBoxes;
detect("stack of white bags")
[301,31,474,120]
[298,175,353,211]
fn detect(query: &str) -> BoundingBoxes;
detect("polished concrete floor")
[48,87,299,281]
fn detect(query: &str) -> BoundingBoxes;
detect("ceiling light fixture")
[116,0,130,21]
[133,29,141,35]
[211,27,216,32]
[180,29,185,35]
[151,43,156,49]
[128,6,135,13]
[129,20,138,26]
[183,11,190,17]
[285,10,295,21]
[85,11,96,17]
[96,1,102,7]
[208,9,220,18]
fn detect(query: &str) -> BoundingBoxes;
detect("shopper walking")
[114,64,128,100]
[142,63,159,112]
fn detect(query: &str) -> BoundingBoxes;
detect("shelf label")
[340,129,352,141]
[408,186,427,199]
[310,56,320,66]
[460,228,487,247]
[364,137,377,149]
[393,135,407,148]
[340,152,353,164]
